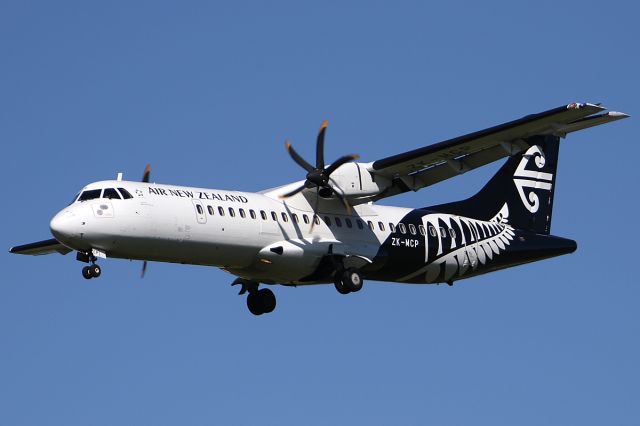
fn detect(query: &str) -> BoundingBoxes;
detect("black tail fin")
[426,135,561,235]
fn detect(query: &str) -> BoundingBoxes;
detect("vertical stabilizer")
[426,135,560,234]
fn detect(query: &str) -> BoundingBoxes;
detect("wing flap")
[9,238,72,256]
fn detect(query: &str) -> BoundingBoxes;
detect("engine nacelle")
[327,162,391,199]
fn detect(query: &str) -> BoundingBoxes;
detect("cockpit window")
[118,188,133,199]
[103,188,121,200]
[78,189,102,201]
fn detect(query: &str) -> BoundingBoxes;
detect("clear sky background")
[1,1,638,425]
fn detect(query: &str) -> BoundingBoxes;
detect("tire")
[343,268,363,292]
[247,292,264,316]
[82,266,93,280]
[258,288,276,314]
[334,276,351,294]
[91,265,101,278]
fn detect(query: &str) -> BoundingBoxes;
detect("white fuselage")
[50,180,411,285]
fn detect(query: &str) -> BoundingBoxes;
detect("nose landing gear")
[81,264,101,280]
[77,251,102,280]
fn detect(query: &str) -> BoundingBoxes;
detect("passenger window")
[218,206,225,216]
[271,211,278,221]
[260,210,267,220]
[229,208,235,217]
[303,214,309,224]
[239,208,246,218]
[324,216,332,226]
[196,205,203,214]
[356,220,363,230]
[429,226,436,237]
[207,206,215,216]
[399,223,407,234]
[367,221,374,231]
[389,223,396,233]
[335,217,342,227]
[249,209,257,219]
[117,188,134,199]
[292,214,299,223]
[281,212,289,222]
[449,228,456,239]
[409,224,416,235]
[78,189,102,201]
[103,188,121,200]
[345,218,352,228]
[314,216,321,225]
[378,222,385,231]
[440,227,446,237]
[419,225,426,236]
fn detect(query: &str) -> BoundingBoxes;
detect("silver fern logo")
[398,204,515,283]
[513,145,553,213]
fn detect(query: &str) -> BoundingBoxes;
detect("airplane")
[10,102,628,315]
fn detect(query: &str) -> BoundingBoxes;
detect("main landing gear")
[232,278,277,316]
[334,267,364,295]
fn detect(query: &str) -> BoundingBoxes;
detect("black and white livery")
[10,103,628,315]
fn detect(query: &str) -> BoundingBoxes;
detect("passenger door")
[192,200,207,224]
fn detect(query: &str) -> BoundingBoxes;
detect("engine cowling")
[327,162,391,199]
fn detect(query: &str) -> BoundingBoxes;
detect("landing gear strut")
[334,267,364,294]
[232,278,277,316]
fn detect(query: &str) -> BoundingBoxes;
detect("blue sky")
[1,1,638,425]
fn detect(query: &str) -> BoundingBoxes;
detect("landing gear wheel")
[343,268,363,292]
[334,275,351,295]
[82,266,93,280]
[91,265,101,278]
[258,288,276,314]
[247,289,277,316]
[247,292,263,316]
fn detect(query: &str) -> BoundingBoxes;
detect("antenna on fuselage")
[117,172,123,181]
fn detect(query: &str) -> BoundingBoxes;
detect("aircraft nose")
[50,210,78,242]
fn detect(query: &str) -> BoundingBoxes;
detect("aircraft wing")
[368,102,628,200]
[9,238,72,256]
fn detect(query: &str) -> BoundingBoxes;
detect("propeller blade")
[141,260,147,278]
[328,179,353,215]
[140,165,152,278]
[309,187,320,233]
[316,120,328,169]
[285,140,314,172]
[142,164,151,183]
[279,184,306,199]
[324,154,360,176]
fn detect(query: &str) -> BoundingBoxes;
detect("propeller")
[140,164,151,278]
[280,121,359,230]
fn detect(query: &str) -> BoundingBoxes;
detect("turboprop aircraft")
[10,102,628,315]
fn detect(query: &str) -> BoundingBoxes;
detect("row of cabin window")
[196,204,458,238]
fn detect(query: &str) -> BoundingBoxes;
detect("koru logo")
[513,145,553,213]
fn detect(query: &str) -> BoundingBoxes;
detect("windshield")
[78,189,102,201]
